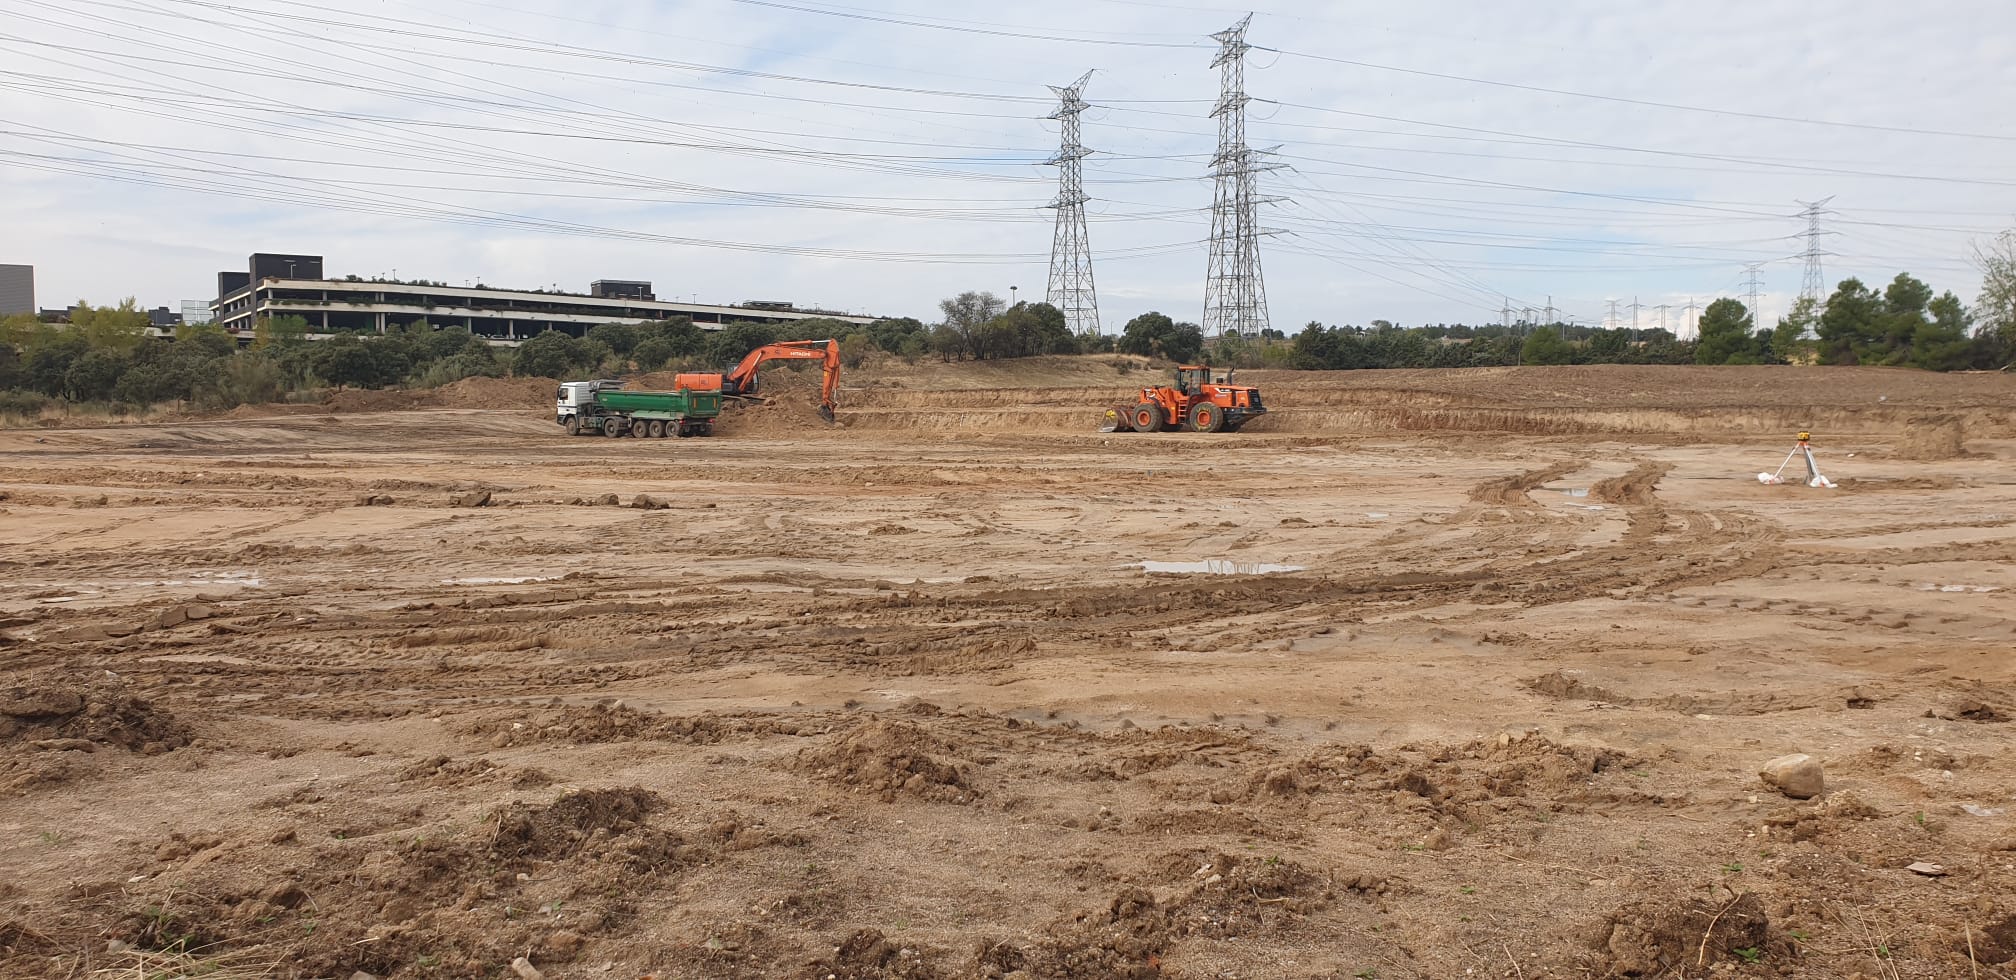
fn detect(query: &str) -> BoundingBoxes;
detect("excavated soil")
[1,361,2014,979]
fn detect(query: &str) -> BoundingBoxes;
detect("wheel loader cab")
[1174,366,1212,395]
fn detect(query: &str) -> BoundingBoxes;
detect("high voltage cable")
[1256,47,2016,144]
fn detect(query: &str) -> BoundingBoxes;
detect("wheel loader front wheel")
[1188,403,1223,433]
[1132,403,1164,433]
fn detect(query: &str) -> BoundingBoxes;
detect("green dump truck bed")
[594,388,720,418]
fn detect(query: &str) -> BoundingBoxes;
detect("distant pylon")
[1202,15,1282,337]
[1796,197,1835,306]
[1543,297,1556,325]
[1605,298,1621,331]
[1500,298,1513,328]
[1655,304,1670,334]
[1743,262,1767,329]
[1045,69,1100,336]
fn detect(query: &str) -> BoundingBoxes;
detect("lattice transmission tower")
[1044,70,1100,336]
[1795,197,1836,306]
[1743,262,1767,329]
[1202,15,1282,337]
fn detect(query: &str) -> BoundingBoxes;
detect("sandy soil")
[2,361,2013,980]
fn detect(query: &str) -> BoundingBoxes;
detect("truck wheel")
[674,424,692,438]
[602,419,624,438]
[641,420,660,438]
[564,415,581,436]
[1132,402,1164,433]
[1188,403,1224,433]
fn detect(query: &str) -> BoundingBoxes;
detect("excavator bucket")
[820,405,835,423]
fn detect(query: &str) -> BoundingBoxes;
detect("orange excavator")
[676,339,841,422]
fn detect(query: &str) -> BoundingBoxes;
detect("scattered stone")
[30,738,97,753]
[451,490,492,508]
[1905,861,1947,877]
[350,972,380,980]
[596,493,620,506]
[157,606,190,629]
[630,494,669,510]
[354,493,394,506]
[510,956,545,980]
[184,604,214,622]
[1759,753,1825,799]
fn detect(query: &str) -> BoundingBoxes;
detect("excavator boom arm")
[719,340,840,420]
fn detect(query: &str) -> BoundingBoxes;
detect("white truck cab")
[555,379,625,421]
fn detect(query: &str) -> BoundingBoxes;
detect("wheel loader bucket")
[1100,406,1134,433]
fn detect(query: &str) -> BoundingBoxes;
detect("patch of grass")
[88,946,274,980]
[1734,946,1762,963]
[1721,862,1744,874]
[1459,886,1475,895]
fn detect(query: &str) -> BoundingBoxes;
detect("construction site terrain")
[2,360,2014,979]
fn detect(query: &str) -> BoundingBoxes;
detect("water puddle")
[1365,512,1389,520]
[1562,488,1590,498]
[1916,584,2000,594]
[1137,560,1306,575]
[441,575,561,585]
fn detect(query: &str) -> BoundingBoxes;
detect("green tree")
[1771,297,1820,364]
[631,336,676,371]
[513,330,585,379]
[838,332,874,369]
[1118,311,1174,358]
[70,298,150,351]
[23,334,89,396]
[1117,311,1201,362]
[63,348,132,401]
[703,321,782,366]
[938,291,1005,360]
[1817,278,1881,364]
[1694,298,1759,365]
[1912,292,1972,371]
[586,322,640,355]
[1975,230,2015,364]
[252,314,311,349]
[1519,327,1574,365]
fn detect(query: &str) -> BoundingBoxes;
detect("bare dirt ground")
[2,360,2013,980]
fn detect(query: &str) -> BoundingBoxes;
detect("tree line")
[1285,266,2014,372]
[5,251,2011,418]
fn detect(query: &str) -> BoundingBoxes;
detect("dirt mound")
[1467,461,1584,504]
[1590,462,1672,504]
[1895,412,1967,459]
[491,787,663,863]
[795,717,976,803]
[98,785,709,979]
[0,675,188,754]
[983,853,1331,977]
[715,389,838,436]
[1596,891,1773,976]
[432,376,552,410]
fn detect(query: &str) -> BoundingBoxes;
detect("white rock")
[1759,753,1825,799]
[510,958,545,980]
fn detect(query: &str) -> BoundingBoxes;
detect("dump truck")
[555,380,719,438]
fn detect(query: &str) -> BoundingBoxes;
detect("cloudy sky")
[4,0,2013,335]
